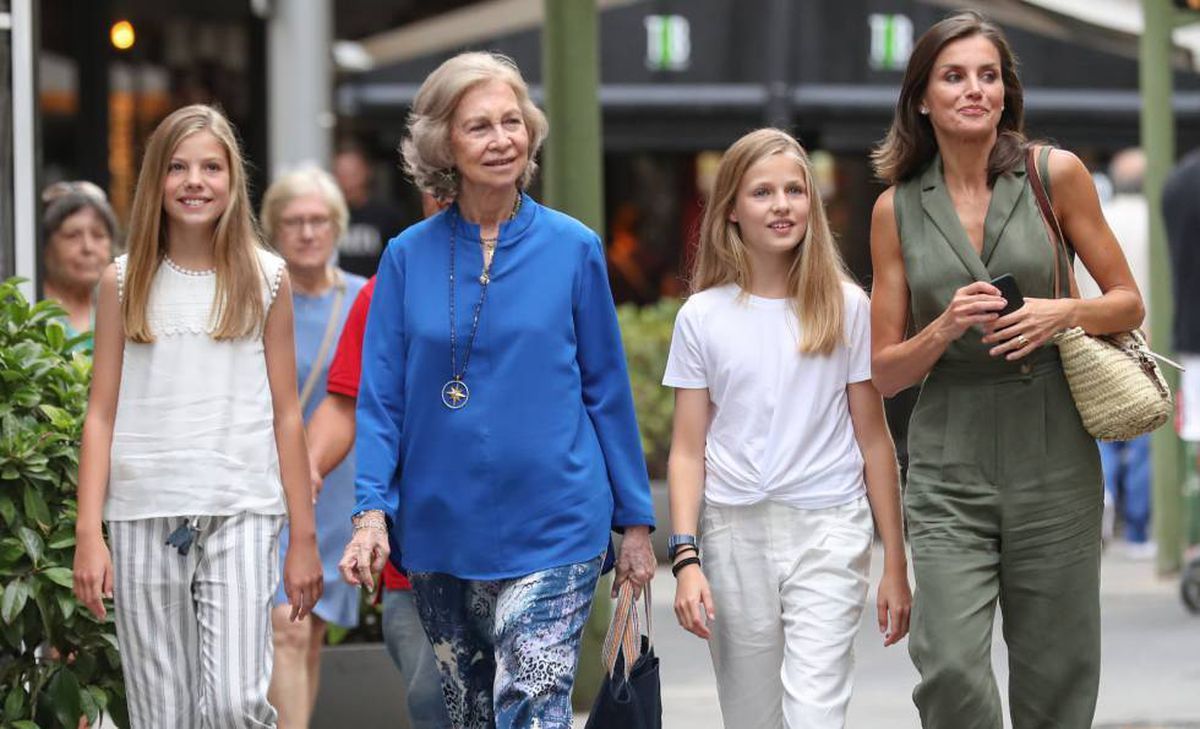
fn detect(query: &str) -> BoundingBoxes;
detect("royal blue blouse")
[353,194,655,580]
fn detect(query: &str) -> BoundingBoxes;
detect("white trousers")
[108,512,283,729]
[702,497,873,729]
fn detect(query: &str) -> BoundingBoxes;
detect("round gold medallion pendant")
[441,379,470,409]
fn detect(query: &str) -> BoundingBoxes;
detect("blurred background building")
[4,0,1200,295]
[3,4,1200,724]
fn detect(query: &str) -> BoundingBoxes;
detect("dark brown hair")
[872,11,1027,186]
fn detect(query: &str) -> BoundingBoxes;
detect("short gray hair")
[400,52,549,201]
[43,190,118,243]
[260,165,350,243]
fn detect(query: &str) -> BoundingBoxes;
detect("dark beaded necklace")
[440,193,522,410]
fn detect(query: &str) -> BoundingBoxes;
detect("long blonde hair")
[122,104,265,342]
[692,128,848,355]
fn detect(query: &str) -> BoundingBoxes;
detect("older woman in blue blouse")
[339,52,656,729]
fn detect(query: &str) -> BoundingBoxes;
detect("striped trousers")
[108,512,284,729]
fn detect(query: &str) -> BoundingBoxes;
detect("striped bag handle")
[600,582,653,681]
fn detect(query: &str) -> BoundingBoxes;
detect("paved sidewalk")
[579,547,1200,728]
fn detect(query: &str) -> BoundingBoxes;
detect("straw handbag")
[1026,147,1175,441]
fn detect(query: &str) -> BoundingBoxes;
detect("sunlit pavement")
[576,546,1200,728]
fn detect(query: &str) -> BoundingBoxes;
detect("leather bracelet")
[672,544,699,559]
[671,556,701,577]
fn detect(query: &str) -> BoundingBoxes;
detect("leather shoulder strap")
[298,269,347,411]
[1025,146,1078,299]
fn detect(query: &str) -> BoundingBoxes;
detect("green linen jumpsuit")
[894,148,1103,729]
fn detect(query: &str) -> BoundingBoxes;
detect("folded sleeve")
[662,301,707,388]
[846,287,872,384]
[573,234,656,532]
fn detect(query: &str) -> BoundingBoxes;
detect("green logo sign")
[869,13,914,71]
[644,15,691,71]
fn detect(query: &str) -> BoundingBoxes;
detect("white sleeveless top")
[105,248,288,521]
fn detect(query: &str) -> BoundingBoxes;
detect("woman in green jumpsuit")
[868,12,1145,729]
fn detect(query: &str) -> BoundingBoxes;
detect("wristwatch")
[667,533,698,560]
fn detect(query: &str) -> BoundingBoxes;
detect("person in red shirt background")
[306,193,451,729]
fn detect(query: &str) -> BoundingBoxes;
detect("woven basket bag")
[1027,147,1173,441]
[1053,328,1171,440]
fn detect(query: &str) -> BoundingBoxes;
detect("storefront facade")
[339,0,1200,296]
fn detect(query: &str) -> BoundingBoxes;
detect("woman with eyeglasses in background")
[260,166,368,729]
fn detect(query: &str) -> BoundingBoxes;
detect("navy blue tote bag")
[584,582,662,729]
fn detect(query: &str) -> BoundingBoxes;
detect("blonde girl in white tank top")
[72,105,322,729]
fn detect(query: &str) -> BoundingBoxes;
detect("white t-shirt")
[662,281,872,509]
[105,249,288,520]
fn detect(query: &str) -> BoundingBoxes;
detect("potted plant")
[0,279,128,728]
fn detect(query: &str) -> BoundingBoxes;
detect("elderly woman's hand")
[612,526,655,599]
[338,511,390,592]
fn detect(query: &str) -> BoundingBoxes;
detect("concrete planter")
[650,478,671,562]
[311,643,409,729]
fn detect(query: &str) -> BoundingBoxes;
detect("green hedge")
[0,279,128,728]
[616,297,681,480]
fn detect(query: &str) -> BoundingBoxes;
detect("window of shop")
[2,0,37,288]
[601,148,883,307]
[2,0,14,279]
[39,2,266,224]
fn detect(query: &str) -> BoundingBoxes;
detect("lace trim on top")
[266,255,285,303]
[150,318,217,337]
[115,255,126,304]
[163,256,216,276]
[115,249,283,338]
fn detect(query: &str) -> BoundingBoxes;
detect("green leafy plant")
[616,297,681,480]
[323,589,383,646]
[0,279,127,728]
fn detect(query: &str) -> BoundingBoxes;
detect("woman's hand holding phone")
[936,281,1006,342]
[981,274,1078,360]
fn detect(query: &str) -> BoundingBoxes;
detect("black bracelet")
[671,556,701,577]
[671,544,699,559]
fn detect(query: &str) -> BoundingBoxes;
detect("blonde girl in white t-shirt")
[72,104,322,729]
[664,128,910,729]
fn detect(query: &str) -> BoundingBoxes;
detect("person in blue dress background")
[261,166,367,729]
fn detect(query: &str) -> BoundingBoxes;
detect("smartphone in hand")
[989,274,1024,317]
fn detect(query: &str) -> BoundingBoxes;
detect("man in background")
[1078,149,1154,556]
[1164,150,1200,495]
[333,142,409,277]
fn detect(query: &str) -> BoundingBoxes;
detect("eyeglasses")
[279,215,333,234]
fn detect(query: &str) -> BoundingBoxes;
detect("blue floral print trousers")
[409,556,603,729]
